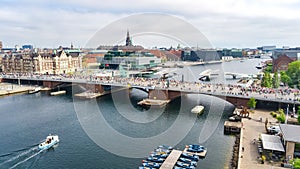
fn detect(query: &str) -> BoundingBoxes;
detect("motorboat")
[28,87,41,94]
[146,156,164,163]
[181,153,199,161]
[186,144,205,153]
[38,134,59,150]
[178,158,197,166]
[142,161,161,168]
[176,161,196,169]
[191,105,204,114]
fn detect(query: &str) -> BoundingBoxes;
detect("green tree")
[292,158,300,169]
[272,72,280,88]
[280,71,291,86]
[262,72,272,88]
[286,61,300,88]
[247,97,257,109]
[276,109,286,123]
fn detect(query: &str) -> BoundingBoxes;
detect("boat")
[178,158,197,166]
[181,153,199,161]
[186,144,205,153]
[38,134,59,150]
[256,63,263,69]
[191,105,204,114]
[176,161,196,169]
[28,87,41,94]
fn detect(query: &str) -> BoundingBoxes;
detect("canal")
[0,58,267,169]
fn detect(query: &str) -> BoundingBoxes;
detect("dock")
[159,150,182,169]
[138,99,170,107]
[224,121,242,134]
[74,91,103,99]
[183,148,207,158]
[50,90,66,96]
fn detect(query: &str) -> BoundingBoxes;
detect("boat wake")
[0,145,44,169]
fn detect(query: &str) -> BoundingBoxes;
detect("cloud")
[0,0,300,48]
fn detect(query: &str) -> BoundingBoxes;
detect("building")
[272,55,296,72]
[97,50,161,70]
[0,41,2,51]
[273,49,300,60]
[181,49,222,62]
[1,50,82,74]
[280,124,300,160]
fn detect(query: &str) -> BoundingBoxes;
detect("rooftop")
[280,124,300,143]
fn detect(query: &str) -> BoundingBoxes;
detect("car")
[267,125,280,134]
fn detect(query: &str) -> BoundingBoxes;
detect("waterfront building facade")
[1,50,82,74]
[181,49,222,62]
[97,50,161,70]
[272,55,295,72]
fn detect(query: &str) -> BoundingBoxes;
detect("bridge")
[1,74,299,108]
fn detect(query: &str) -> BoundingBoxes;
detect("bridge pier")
[42,81,63,89]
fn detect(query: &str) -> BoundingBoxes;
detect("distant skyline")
[1,0,300,49]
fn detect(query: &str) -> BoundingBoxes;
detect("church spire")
[125,29,132,46]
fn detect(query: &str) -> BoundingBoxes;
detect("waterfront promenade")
[1,74,299,105]
[239,109,285,169]
[0,83,35,96]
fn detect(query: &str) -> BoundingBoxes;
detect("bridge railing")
[1,74,299,104]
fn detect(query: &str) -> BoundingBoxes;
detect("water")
[0,58,267,169]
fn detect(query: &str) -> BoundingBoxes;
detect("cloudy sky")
[1,0,300,49]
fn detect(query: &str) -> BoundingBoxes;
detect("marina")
[140,145,207,169]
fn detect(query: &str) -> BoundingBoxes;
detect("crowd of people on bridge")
[1,72,299,103]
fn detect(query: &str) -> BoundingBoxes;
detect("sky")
[1,0,300,49]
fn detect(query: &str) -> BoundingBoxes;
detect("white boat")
[28,87,41,94]
[191,105,204,114]
[38,135,59,150]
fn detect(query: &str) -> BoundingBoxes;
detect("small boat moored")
[38,134,59,150]
[28,87,41,94]
[191,105,204,115]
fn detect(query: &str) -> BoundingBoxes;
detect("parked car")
[267,125,280,134]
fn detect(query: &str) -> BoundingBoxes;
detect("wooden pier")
[159,150,182,169]
[224,121,242,134]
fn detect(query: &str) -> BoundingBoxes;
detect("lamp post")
[285,104,289,124]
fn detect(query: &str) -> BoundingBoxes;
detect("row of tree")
[261,61,300,89]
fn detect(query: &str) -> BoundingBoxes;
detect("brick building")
[1,50,82,74]
[272,55,296,72]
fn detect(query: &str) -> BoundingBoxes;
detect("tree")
[286,61,300,88]
[272,72,280,88]
[262,72,272,88]
[280,71,291,86]
[292,158,300,169]
[276,109,286,123]
[247,97,257,109]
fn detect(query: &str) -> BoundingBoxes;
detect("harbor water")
[0,58,268,169]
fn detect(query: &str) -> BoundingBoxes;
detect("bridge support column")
[148,89,181,100]
[84,84,104,93]
[42,81,62,89]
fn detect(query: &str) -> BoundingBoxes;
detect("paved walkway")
[238,109,285,169]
